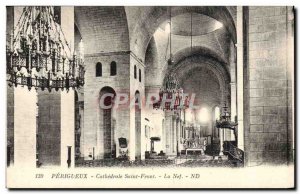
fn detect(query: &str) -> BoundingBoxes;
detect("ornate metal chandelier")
[153,7,188,111]
[6,6,85,92]
[153,72,189,111]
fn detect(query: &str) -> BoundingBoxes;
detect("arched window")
[214,106,220,120]
[139,69,141,82]
[199,107,209,123]
[110,61,117,76]
[96,62,102,77]
[134,65,137,79]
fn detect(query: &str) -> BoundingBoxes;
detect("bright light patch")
[165,22,171,34]
[215,21,223,30]
[215,107,220,120]
[185,109,194,122]
[199,108,209,123]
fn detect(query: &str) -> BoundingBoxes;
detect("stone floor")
[75,154,240,168]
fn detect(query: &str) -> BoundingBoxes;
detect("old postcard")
[6,6,295,189]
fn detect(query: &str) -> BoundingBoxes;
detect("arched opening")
[110,61,117,76]
[96,62,102,77]
[134,91,141,160]
[199,107,210,123]
[139,69,142,82]
[197,107,211,137]
[180,65,223,135]
[137,7,235,158]
[134,65,137,79]
[161,52,230,157]
[128,6,236,62]
[99,86,116,158]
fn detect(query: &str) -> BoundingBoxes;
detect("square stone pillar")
[230,82,237,140]
[236,6,244,150]
[129,54,145,161]
[37,91,61,166]
[61,6,74,54]
[129,104,136,161]
[229,37,237,141]
[60,6,75,167]
[164,113,173,155]
[287,6,294,164]
[173,117,178,154]
[37,6,75,167]
[14,87,37,168]
[61,90,75,168]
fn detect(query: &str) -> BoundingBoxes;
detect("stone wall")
[6,7,14,166]
[7,86,14,165]
[246,6,294,166]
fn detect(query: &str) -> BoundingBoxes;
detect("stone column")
[164,112,173,155]
[236,6,244,150]
[230,82,237,140]
[219,128,224,156]
[60,6,75,168]
[60,90,75,168]
[173,116,177,154]
[129,97,136,161]
[12,7,37,168]
[79,102,85,157]
[229,37,237,141]
[176,118,180,155]
[37,7,75,167]
[14,87,37,168]
[287,6,294,164]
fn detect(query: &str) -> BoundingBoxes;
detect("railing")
[223,141,244,165]
[182,138,207,149]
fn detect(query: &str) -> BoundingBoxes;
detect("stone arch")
[126,6,236,61]
[172,46,228,67]
[75,6,130,55]
[74,23,83,53]
[145,37,159,86]
[172,56,231,105]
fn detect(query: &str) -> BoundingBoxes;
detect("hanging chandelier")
[153,71,189,111]
[153,7,190,111]
[6,6,85,92]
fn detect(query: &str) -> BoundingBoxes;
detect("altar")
[185,147,205,156]
[182,136,208,156]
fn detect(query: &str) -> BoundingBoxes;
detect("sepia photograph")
[5,4,295,189]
